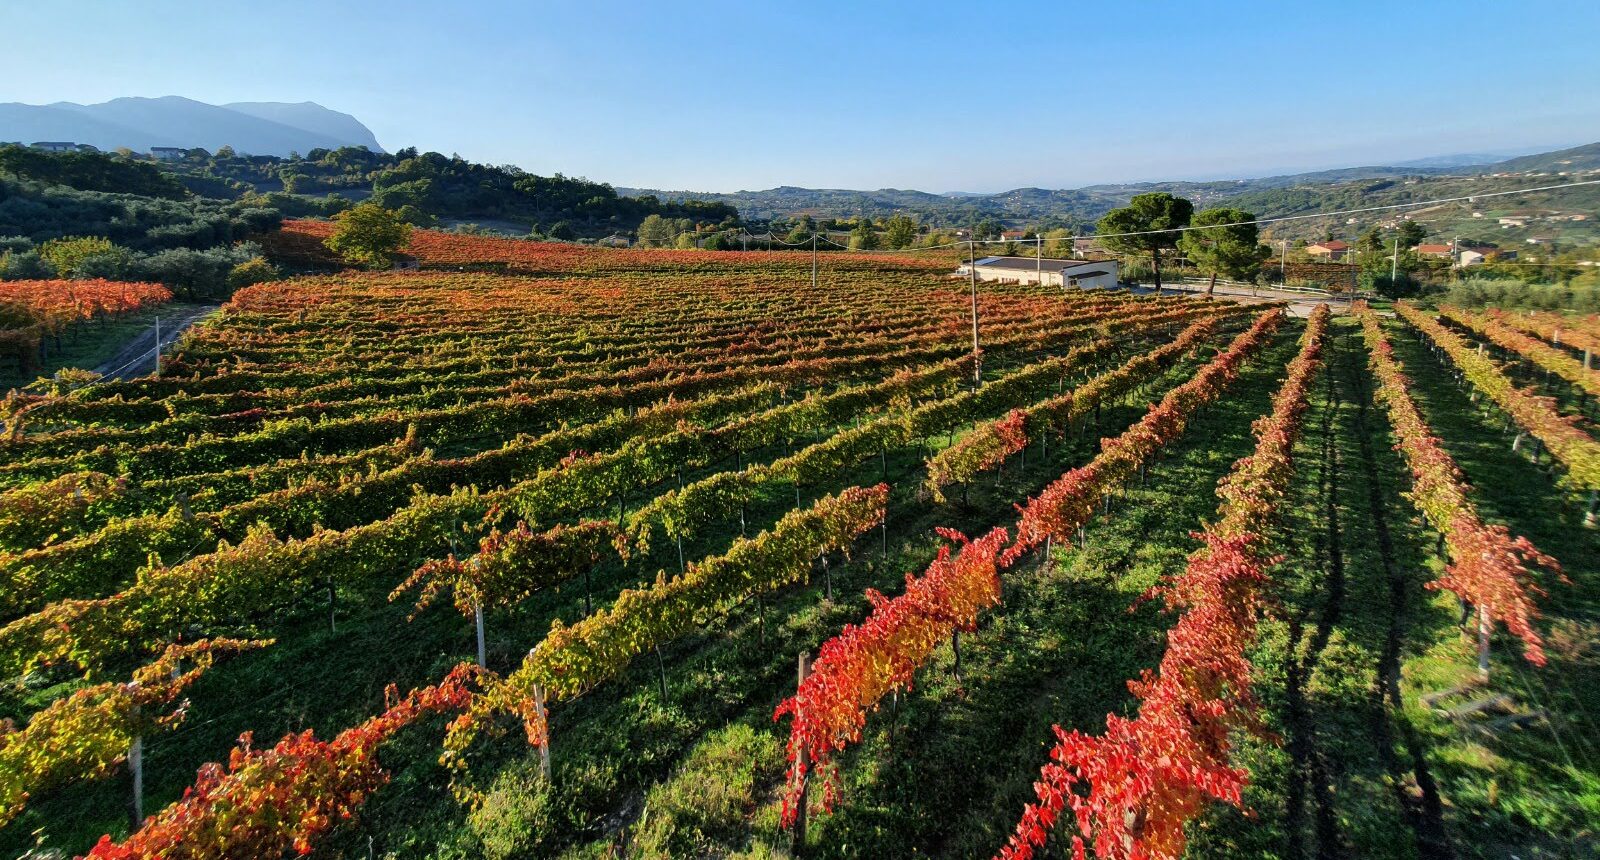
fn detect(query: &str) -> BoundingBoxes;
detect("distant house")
[1498,216,1530,228]
[1526,236,1554,245]
[1415,243,1454,258]
[150,146,187,161]
[958,256,1120,290]
[1000,229,1029,241]
[30,141,77,152]
[1304,240,1349,261]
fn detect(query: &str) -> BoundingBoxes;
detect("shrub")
[38,236,124,278]
[0,250,51,281]
[227,257,279,290]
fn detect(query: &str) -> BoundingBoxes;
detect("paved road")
[94,303,221,380]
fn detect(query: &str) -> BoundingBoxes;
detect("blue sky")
[4,0,1597,192]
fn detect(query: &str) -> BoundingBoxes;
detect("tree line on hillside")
[146,145,737,237]
[0,145,285,299]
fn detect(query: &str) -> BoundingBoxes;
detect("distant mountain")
[621,142,1600,226]
[1488,141,1600,173]
[1393,152,1515,169]
[221,101,383,152]
[0,96,383,156]
[0,102,180,150]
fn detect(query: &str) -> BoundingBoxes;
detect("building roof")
[1416,244,1453,254]
[973,256,1104,271]
[1307,240,1349,250]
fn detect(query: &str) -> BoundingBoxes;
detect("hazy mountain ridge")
[0,96,383,156]
[619,142,1599,226]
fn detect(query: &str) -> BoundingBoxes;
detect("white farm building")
[957,256,1120,290]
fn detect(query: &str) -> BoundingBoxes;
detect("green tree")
[324,203,412,270]
[636,214,674,247]
[785,219,814,245]
[884,214,917,249]
[393,204,437,227]
[1042,228,1075,257]
[1397,219,1427,249]
[547,221,576,241]
[1095,192,1193,291]
[1357,227,1383,255]
[849,220,880,250]
[1176,207,1268,297]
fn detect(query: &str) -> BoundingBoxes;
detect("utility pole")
[968,237,981,389]
[1391,237,1400,284]
[1280,240,1289,286]
[1036,234,1043,287]
[153,315,161,376]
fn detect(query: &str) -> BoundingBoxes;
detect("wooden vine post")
[655,645,669,701]
[1478,607,1493,680]
[533,683,551,781]
[675,468,686,572]
[474,598,487,668]
[792,651,812,854]
[127,692,143,832]
[952,631,963,683]
[583,565,593,616]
